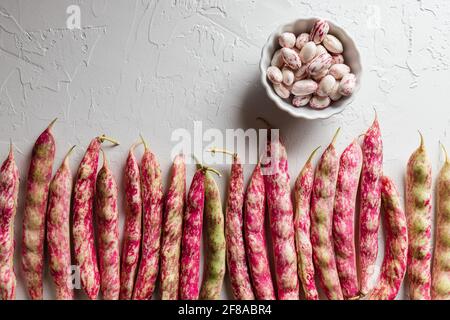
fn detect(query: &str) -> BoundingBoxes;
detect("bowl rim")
[259,17,362,120]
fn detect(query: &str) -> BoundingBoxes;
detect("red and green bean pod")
[293,147,320,300]
[224,153,254,300]
[22,119,56,300]
[133,139,163,300]
[160,154,186,300]
[262,136,299,300]
[359,115,383,295]
[310,129,343,300]
[244,162,276,300]
[367,176,408,300]
[46,146,75,300]
[333,140,362,299]
[0,143,19,300]
[96,150,120,300]
[119,143,143,300]
[405,133,432,300]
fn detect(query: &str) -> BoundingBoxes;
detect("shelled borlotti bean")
[267,19,355,109]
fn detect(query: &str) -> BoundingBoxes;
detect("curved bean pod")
[333,140,362,299]
[0,143,19,300]
[96,150,120,300]
[293,147,320,300]
[405,133,432,300]
[199,171,226,300]
[119,142,143,300]
[47,146,75,300]
[262,135,299,300]
[310,128,343,300]
[133,137,163,300]
[244,163,276,300]
[180,168,206,300]
[219,151,254,300]
[431,144,450,300]
[359,114,383,295]
[22,119,56,300]
[367,176,408,300]
[73,135,119,300]
[160,154,186,300]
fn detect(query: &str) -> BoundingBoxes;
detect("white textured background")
[1,0,449,300]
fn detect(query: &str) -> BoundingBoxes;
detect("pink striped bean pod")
[47,146,75,300]
[120,142,143,300]
[293,147,320,300]
[359,114,383,295]
[310,128,343,300]
[367,176,408,300]
[160,154,186,300]
[133,137,163,300]
[262,135,299,300]
[73,135,119,300]
[180,168,206,300]
[405,133,432,300]
[432,144,450,300]
[22,119,56,300]
[244,163,276,300]
[333,140,362,299]
[0,142,19,300]
[96,150,120,300]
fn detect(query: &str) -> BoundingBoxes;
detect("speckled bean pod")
[0,143,19,300]
[73,135,118,300]
[22,119,56,300]
[405,133,432,300]
[310,129,343,300]
[367,176,408,300]
[46,146,75,300]
[333,140,362,299]
[160,154,186,300]
[180,168,206,300]
[133,139,163,300]
[293,147,320,300]
[96,150,120,300]
[244,163,276,300]
[199,172,226,300]
[119,143,142,300]
[262,136,299,300]
[431,145,450,300]
[359,115,383,295]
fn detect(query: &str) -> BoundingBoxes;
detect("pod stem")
[130,141,143,152]
[418,130,425,150]
[331,127,341,146]
[47,117,57,131]
[440,141,449,164]
[202,166,222,177]
[306,146,321,164]
[256,116,273,130]
[65,145,76,159]
[139,133,148,150]
[208,147,236,157]
[99,134,120,146]
[372,107,378,121]
[100,148,108,168]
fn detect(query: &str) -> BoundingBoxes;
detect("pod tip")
[331,127,341,145]
[139,133,148,150]
[306,146,321,163]
[440,141,449,163]
[47,117,57,130]
[418,130,425,150]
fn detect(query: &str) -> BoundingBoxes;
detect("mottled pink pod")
[47,146,75,300]
[359,114,383,295]
[333,140,362,299]
[293,147,320,300]
[262,134,299,300]
[405,133,432,300]
[432,145,450,300]
[180,168,206,300]
[367,176,408,300]
[22,119,56,300]
[244,163,276,300]
[96,150,120,300]
[160,154,186,300]
[133,138,163,300]
[0,143,19,300]
[310,129,344,300]
[120,143,142,300]
[223,152,254,300]
[73,135,119,300]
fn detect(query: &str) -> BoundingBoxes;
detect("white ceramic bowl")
[260,18,362,120]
